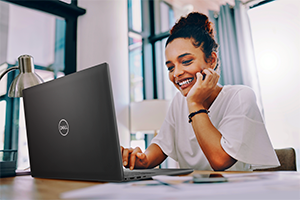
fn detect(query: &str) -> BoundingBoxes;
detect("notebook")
[22,62,193,182]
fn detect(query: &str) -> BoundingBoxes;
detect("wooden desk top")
[0,171,294,199]
[0,175,99,199]
[0,171,252,199]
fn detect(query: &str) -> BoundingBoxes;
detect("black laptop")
[22,63,193,182]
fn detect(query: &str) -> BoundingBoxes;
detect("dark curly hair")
[166,12,219,63]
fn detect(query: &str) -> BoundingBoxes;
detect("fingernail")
[123,161,127,166]
[130,166,133,170]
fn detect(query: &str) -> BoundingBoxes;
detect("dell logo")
[58,119,69,136]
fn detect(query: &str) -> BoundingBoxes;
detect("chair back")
[254,147,297,171]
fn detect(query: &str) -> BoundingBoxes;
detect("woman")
[121,12,279,171]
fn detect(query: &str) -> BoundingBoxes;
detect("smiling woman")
[121,11,280,172]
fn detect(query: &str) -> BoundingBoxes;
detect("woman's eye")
[167,66,174,72]
[182,60,192,65]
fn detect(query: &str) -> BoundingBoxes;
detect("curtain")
[209,0,264,114]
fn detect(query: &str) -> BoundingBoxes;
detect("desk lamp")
[0,55,43,177]
[0,55,44,97]
[130,99,171,136]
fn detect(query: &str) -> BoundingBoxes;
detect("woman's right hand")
[187,68,220,108]
[120,146,149,170]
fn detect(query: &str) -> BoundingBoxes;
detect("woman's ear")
[209,52,218,69]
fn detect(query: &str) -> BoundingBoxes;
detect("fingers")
[121,146,145,170]
[136,152,145,159]
[121,147,133,167]
[195,72,202,82]
[208,68,220,85]
[202,68,219,84]
[129,147,143,170]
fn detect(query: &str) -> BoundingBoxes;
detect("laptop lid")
[23,63,124,182]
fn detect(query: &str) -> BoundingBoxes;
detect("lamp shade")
[8,55,43,97]
[130,99,171,133]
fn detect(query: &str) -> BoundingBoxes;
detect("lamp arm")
[0,67,18,80]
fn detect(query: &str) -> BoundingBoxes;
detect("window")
[128,0,177,103]
[128,0,145,150]
[6,4,57,67]
[128,0,142,33]
[0,0,85,170]
[1,2,66,169]
[155,1,177,100]
[248,0,300,167]
[0,101,6,150]
[129,32,144,102]
[128,0,144,102]
[128,0,178,167]
[160,1,175,33]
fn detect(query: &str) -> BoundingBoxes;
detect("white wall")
[77,0,130,147]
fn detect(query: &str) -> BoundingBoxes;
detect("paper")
[61,172,300,199]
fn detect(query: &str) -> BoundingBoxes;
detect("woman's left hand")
[186,68,220,107]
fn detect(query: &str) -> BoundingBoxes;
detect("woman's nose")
[173,65,184,78]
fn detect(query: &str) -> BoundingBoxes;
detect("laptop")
[23,63,193,182]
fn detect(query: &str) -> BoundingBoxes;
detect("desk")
[1,171,299,199]
[0,175,99,199]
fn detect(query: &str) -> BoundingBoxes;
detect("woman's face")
[165,38,213,97]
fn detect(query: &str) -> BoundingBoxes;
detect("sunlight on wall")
[248,0,300,170]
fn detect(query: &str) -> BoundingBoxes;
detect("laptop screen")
[23,63,124,181]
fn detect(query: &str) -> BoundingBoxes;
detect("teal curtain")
[209,0,263,113]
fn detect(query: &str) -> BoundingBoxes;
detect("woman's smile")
[176,77,195,90]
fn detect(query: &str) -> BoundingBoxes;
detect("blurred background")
[0,0,299,170]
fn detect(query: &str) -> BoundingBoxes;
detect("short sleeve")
[151,100,178,161]
[218,87,280,168]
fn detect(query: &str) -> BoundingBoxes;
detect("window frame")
[2,0,86,75]
[0,0,86,151]
[128,0,176,150]
[0,65,19,150]
[130,0,174,101]
[148,0,177,100]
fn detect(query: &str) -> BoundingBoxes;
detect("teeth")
[178,78,193,86]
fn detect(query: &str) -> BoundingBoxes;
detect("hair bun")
[166,12,219,60]
[171,12,214,37]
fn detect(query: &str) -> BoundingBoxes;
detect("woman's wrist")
[188,109,209,123]
[187,101,206,113]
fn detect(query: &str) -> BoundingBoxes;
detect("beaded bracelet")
[188,109,209,123]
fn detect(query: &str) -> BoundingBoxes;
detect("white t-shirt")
[151,85,280,171]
